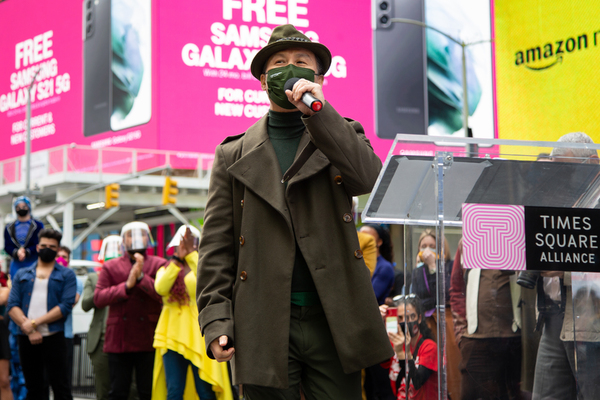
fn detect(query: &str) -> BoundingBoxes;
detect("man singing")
[197,24,393,399]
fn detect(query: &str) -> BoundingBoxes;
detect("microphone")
[284,78,323,112]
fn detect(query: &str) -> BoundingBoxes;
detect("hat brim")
[250,40,332,80]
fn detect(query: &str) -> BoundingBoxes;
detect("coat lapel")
[227,114,331,215]
[286,132,330,186]
[227,116,289,221]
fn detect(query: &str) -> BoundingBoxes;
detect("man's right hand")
[17,247,26,261]
[210,335,235,362]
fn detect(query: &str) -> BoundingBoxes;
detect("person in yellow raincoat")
[152,226,233,400]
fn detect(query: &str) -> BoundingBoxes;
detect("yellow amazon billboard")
[495,1,600,155]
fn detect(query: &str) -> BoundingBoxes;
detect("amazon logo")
[514,32,600,71]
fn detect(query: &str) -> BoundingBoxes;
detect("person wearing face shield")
[152,225,232,400]
[94,222,167,400]
[7,228,77,400]
[4,196,45,279]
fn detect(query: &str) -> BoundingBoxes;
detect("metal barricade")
[72,333,96,398]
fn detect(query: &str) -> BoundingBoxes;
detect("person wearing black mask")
[7,228,76,400]
[94,222,166,400]
[381,295,439,400]
[4,196,44,279]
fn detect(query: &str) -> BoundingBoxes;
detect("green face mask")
[266,64,315,109]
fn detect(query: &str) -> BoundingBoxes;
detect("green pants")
[244,304,361,400]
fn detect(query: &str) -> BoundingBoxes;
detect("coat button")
[334,175,343,185]
[354,249,363,259]
[239,236,245,246]
[240,271,248,281]
[241,199,244,208]
[343,213,353,223]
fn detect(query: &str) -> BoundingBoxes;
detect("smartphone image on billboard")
[373,0,428,139]
[110,0,152,131]
[425,0,494,139]
[82,0,151,136]
[83,0,112,137]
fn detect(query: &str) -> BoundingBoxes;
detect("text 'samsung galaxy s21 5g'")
[373,0,427,139]
[110,0,152,131]
[83,0,112,137]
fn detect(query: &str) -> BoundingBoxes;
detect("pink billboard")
[157,1,385,155]
[0,0,160,161]
[1,0,395,163]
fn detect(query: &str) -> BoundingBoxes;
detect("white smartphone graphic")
[110,0,151,131]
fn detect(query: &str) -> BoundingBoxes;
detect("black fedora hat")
[250,24,332,80]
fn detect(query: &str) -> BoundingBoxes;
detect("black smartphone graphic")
[83,0,112,137]
[373,0,427,139]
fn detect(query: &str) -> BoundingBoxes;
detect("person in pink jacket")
[94,222,166,400]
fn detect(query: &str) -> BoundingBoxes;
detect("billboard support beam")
[167,204,190,226]
[62,202,74,249]
[25,68,43,197]
[46,214,62,232]
[41,165,171,218]
[390,18,491,144]
[72,206,120,250]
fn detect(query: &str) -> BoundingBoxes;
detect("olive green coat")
[197,102,394,388]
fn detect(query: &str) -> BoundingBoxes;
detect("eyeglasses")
[392,293,417,302]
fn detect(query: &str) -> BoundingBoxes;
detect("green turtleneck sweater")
[267,110,319,306]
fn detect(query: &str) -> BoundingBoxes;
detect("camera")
[516,271,541,289]
[376,0,392,28]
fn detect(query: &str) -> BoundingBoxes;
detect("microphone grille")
[284,77,300,92]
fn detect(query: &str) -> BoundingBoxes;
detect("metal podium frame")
[363,134,600,400]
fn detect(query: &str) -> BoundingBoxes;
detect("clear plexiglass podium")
[363,135,600,400]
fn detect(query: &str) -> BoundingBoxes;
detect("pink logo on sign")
[463,204,526,270]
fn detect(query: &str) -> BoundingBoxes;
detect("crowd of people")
[1,21,599,400]
[2,196,233,400]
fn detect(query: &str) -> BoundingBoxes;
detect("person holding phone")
[359,224,396,399]
[381,295,439,400]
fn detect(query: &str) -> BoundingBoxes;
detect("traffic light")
[104,183,120,209]
[162,176,178,205]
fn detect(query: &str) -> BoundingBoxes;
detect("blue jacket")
[371,255,395,305]
[4,218,44,277]
[8,262,77,335]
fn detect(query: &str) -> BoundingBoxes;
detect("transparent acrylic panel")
[363,135,600,226]
[570,272,600,399]
[364,135,600,400]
